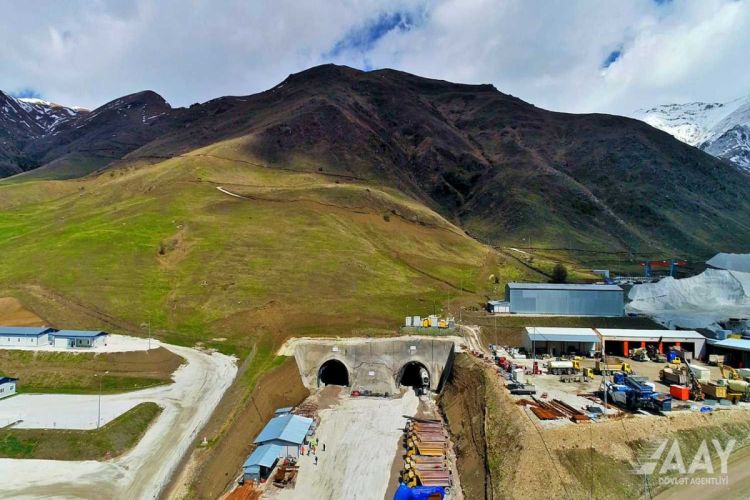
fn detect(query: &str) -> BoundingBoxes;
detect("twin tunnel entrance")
[318,359,430,394]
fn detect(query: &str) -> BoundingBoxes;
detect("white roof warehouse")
[524,327,706,359]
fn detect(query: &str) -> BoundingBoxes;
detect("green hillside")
[0,142,540,357]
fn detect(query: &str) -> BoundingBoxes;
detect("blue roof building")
[0,326,56,347]
[51,330,108,349]
[242,444,283,482]
[254,414,313,458]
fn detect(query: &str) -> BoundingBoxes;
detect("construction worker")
[315,456,318,466]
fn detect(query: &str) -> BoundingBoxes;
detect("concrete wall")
[293,336,456,395]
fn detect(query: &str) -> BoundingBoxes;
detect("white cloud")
[0,0,747,115]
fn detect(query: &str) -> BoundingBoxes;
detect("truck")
[607,373,672,412]
[546,359,581,375]
[660,366,688,386]
[595,360,633,375]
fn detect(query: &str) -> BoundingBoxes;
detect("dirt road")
[271,391,419,500]
[0,343,237,499]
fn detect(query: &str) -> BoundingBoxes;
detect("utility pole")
[96,370,109,429]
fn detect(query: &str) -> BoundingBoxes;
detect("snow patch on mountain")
[635,95,750,171]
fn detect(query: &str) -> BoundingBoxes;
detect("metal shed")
[0,326,56,347]
[506,283,624,316]
[254,414,313,458]
[524,327,600,357]
[243,444,283,482]
[50,330,108,349]
[487,300,510,314]
[597,328,706,359]
[706,338,750,368]
[0,377,18,399]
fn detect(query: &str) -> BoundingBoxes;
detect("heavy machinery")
[660,366,688,386]
[630,348,649,362]
[547,359,581,375]
[699,382,727,400]
[595,360,633,375]
[672,347,704,401]
[718,364,750,401]
[647,345,666,363]
[607,373,672,412]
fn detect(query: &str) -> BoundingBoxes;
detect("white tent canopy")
[707,253,750,273]
[627,269,750,329]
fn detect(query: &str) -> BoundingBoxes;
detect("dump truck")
[547,359,581,375]
[595,360,633,375]
[660,366,688,386]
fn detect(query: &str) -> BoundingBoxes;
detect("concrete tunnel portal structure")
[295,336,456,395]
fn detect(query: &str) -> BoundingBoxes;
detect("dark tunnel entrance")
[399,361,430,395]
[318,359,349,387]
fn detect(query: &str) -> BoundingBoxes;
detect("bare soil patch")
[0,297,46,326]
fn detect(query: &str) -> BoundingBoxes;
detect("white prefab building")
[524,327,601,357]
[0,377,18,399]
[50,330,108,349]
[0,327,56,347]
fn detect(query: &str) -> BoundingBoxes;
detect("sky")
[1,0,748,115]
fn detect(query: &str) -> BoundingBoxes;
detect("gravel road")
[0,342,237,499]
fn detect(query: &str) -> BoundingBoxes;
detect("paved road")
[0,343,237,499]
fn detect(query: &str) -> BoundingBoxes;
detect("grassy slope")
[0,139,538,492]
[0,140,536,357]
[0,347,183,394]
[0,402,161,460]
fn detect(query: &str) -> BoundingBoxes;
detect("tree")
[551,263,568,283]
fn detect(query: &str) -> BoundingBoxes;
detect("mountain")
[3,65,750,256]
[0,91,86,176]
[635,96,750,170]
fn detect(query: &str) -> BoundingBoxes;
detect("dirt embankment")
[439,353,557,499]
[171,357,309,499]
[440,354,750,500]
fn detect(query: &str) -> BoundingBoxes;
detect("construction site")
[223,336,463,500]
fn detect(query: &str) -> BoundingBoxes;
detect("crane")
[641,259,688,278]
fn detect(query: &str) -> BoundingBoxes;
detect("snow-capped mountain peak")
[634,95,750,171]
